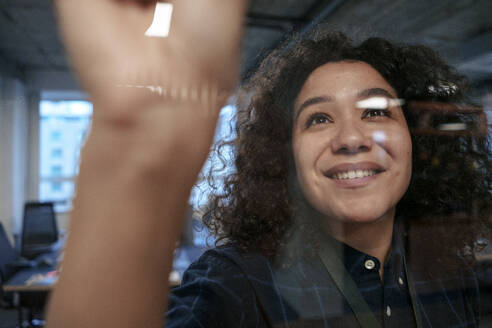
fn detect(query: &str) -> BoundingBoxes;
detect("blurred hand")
[55,0,246,112]
[54,0,247,177]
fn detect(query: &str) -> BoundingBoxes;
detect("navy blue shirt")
[327,236,415,327]
[167,234,479,327]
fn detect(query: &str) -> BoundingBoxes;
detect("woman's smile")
[323,161,385,188]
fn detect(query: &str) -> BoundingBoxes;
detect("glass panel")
[5,1,489,326]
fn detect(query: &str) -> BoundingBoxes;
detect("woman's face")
[292,61,412,225]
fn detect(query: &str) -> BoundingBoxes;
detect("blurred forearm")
[46,101,220,328]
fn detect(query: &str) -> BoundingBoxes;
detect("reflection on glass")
[356,96,405,110]
[145,2,173,38]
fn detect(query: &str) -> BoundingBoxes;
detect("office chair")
[0,222,19,308]
[20,202,59,260]
[0,221,38,282]
[0,222,17,283]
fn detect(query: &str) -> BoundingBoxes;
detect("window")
[50,165,62,176]
[50,130,62,141]
[51,182,62,192]
[51,148,63,158]
[39,100,93,212]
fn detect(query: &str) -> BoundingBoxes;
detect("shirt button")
[364,259,375,270]
[398,277,404,285]
[386,305,392,317]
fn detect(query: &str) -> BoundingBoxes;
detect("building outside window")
[39,100,93,212]
[51,148,63,158]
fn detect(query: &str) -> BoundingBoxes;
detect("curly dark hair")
[203,30,491,274]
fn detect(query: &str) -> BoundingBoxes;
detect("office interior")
[0,0,492,327]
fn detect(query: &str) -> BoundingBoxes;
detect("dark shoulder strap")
[318,238,381,328]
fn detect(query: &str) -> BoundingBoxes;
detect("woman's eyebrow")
[294,95,334,122]
[294,88,395,123]
[357,88,395,99]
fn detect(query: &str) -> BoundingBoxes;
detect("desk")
[3,266,56,328]
[3,245,205,326]
[4,245,206,292]
[5,269,180,327]
[4,266,57,292]
[4,267,183,292]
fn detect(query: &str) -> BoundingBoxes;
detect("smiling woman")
[187,31,492,327]
[204,31,490,263]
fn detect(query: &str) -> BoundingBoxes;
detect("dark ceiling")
[1,0,492,90]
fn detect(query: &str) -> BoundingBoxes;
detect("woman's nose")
[330,120,372,154]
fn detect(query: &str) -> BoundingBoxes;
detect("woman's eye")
[305,113,332,128]
[363,109,391,119]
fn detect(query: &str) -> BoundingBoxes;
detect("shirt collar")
[322,220,406,280]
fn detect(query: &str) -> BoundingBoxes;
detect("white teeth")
[333,170,377,180]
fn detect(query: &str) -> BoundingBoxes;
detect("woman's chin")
[321,208,395,227]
